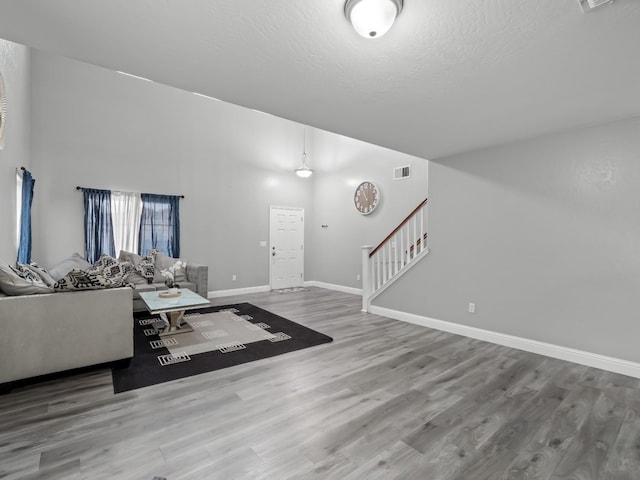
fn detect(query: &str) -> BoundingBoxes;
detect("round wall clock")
[354,181,380,215]
[0,72,6,150]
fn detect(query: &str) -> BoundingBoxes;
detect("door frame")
[269,205,305,290]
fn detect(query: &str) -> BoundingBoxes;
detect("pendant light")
[295,128,313,178]
[345,0,403,39]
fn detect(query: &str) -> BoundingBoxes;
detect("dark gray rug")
[112,303,333,393]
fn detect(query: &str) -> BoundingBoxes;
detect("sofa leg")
[0,382,14,395]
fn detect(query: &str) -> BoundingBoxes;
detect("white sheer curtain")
[110,191,142,255]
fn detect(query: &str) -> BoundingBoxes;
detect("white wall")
[308,130,428,289]
[29,49,428,291]
[376,116,640,364]
[0,39,30,262]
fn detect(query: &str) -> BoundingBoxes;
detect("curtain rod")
[75,186,185,199]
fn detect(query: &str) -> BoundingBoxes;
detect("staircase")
[361,198,429,312]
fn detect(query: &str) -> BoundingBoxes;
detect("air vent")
[393,165,411,180]
[577,0,614,13]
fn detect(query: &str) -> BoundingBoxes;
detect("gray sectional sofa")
[131,263,208,312]
[0,253,209,392]
[0,287,134,391]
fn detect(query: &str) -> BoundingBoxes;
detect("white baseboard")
[304,281,362,296]
[208,285,271,298]
[369,305,640,379]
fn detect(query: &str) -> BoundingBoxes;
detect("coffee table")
[138,289,211,337]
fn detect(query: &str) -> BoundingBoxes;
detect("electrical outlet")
[357,274,361,281]
[260,241,267,247]
[232,275,237,281]
[468,302,476,313]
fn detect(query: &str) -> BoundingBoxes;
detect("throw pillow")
[100,260,134,286]
[153,252,188,283]
[118,250,148,285]
[91,254,118,271]
[14,263,42,283]
[49,253,91,281]
[21,263,57,287]
[135,252,156,283]
[53,269,116,292]
[0,259,54,296]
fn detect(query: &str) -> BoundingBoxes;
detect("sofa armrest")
[186,263,208,298]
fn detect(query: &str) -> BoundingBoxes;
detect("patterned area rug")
[111,303,333,393]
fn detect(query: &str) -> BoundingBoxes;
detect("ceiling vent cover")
[393,165,411,180]
[578,0,614,13]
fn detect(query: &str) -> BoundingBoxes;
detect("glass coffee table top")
[138,289,210,314]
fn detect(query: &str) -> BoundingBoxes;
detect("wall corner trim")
[369,305,640,379]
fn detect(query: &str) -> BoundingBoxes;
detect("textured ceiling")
[0,0,639,160]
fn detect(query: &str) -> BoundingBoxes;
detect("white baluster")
[361,245,373,312]
[394,232,399,275]
[420,206,425,254]
[400,227,404,268]
[412,215,417,260]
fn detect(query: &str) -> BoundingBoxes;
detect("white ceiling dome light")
[345,0,403,38]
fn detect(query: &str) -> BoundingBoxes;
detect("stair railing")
[361,198,428,312]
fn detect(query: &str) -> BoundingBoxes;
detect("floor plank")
[1,287,640,480]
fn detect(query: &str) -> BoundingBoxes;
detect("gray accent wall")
[375,116,640,363]
[0,39,30,262]
[27,49,428,292]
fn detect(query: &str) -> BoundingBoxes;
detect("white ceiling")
[0,0,639,160]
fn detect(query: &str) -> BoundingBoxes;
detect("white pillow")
[49,253,92,281]
[0,259,54,296]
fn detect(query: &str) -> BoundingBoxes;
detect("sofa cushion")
[49,253,91,281]
[0,259,55,296]
[131,283,157,300]
[153,253,187,283]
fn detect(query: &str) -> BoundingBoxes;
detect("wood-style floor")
[1,287,639,480]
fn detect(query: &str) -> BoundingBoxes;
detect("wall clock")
[354,181,380,215]
[0,72,5,150]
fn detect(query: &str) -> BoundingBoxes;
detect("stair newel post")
[361,245,373,312]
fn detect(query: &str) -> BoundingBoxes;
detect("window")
[138,194,181,257]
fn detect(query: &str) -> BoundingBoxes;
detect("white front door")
[269,206,304,290]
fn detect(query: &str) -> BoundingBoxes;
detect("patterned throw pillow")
[53,269,116,292]
[23,263,57,287]
[91,254,119,271]
[135,252,156,283]
[13,264,42,283]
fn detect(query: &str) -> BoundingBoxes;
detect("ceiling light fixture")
[345,0,403,38]
[295,128,313,178]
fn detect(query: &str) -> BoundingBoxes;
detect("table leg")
[159,309,194,336]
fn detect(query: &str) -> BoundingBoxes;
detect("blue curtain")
[17,169,35,264]
[83,188,115,263]
[138,194,181,257]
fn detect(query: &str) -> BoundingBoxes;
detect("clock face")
[354,181,379,215]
